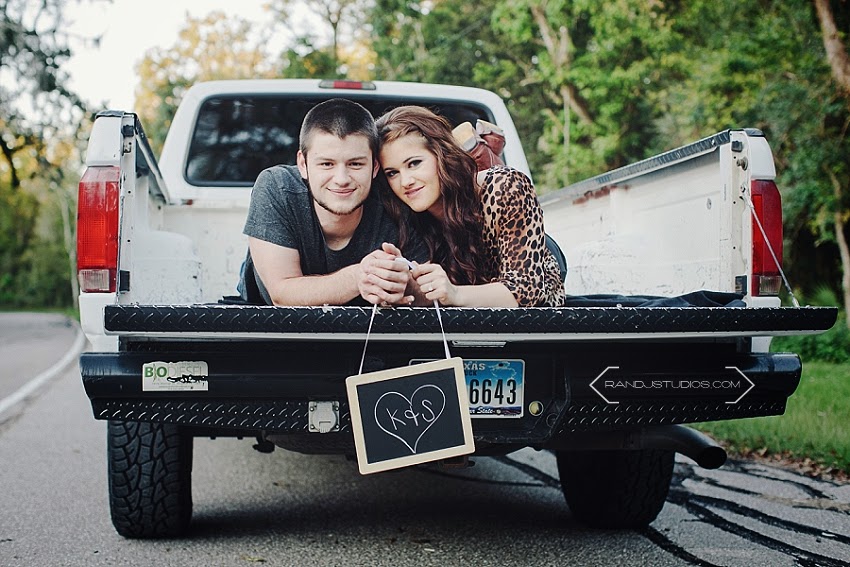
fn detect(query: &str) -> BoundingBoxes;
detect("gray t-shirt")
[241,164,426,305]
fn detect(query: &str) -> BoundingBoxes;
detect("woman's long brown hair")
[376,106,493,285]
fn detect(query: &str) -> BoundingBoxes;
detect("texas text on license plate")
[411,359,525,418]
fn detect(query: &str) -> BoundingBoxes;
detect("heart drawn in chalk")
[374,385,446,454]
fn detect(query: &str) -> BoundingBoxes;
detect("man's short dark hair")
[300,98,379,158]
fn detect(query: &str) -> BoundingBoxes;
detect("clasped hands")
[358,242,457,306]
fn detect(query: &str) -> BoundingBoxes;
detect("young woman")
[373,105,565,307]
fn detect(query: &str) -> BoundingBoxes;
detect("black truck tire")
[555,448,674,529]
[107,420,193,538]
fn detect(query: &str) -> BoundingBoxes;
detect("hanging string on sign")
[358,300,451,376]
[348,259,472,475]
[433,300,451,359]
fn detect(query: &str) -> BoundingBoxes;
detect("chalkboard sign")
[346,357,475,474]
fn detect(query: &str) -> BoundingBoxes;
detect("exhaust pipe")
[638,425,727,469]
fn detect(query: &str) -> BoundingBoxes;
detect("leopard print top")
[479,166,566,307]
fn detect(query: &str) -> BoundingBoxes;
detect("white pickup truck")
[76,79,836,538]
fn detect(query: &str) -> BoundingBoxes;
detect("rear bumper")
[81,341,802,452]
[82,303,833,453]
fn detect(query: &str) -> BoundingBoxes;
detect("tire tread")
[557,449,674,529]
[107,420,193,538]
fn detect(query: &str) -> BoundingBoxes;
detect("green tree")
[810,0,850,327]
[1,0,87,308]
[368,0,553,181]
[277,38,339,78]
[135,11,279,155]
[653,0,849,324]
[268,0,368,77]
[370,0,493,84]
[488,0,679,188]
[368,1,680,189]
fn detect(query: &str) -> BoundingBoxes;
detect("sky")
[64,0,290,112]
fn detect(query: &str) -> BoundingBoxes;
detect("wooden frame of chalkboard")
[346,357,475,475]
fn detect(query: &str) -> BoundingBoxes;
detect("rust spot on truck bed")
[572,184,629,205]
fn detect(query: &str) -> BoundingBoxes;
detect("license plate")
[411,359,524,418]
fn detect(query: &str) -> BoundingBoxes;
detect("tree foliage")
[660,0,849,317]
[1,0,87,308]
[135,11,279,155]
[268,0,369,76]
[365,0,850,317]
[369,0,679,187]
[368,0,556,182]
[135,5,377,153]
[4,0,849,321]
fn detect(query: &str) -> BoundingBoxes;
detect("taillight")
[750,179,783,296]
[77,166,120,293]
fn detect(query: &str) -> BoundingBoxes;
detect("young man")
[240,98,426,306]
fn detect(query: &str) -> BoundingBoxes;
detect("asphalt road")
[1,313,849,566]
[0,312,78,401]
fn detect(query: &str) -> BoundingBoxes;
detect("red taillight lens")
[77,166,120,293]
[750,179,783,296]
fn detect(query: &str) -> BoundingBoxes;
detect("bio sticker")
[142,361,209,391]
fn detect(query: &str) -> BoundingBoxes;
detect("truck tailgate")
[100,304,837,342]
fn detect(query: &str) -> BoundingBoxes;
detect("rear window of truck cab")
[185,95,495,186]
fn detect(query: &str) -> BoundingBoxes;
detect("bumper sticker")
[142,361,209,391]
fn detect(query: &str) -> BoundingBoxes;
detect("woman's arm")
[409,168,552,307]
[480,167,550,307]
[411,262,517,307]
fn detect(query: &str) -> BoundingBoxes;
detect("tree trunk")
[561,84,571,185]
[56,189,79,310]
[814,0,850,326]
[529,3,593,126]
[0,137,21,191]
[813,0,850,94]
[331,21,339,75]
[560,22,571,186]
[834,210,850,330]
[827,169,850,329]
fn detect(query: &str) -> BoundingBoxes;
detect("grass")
[695,361,850,474]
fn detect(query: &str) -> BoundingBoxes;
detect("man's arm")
[249,237,361,305]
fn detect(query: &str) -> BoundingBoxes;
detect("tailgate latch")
[308,401,340,433]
